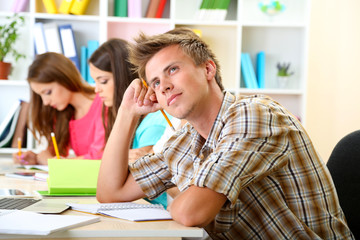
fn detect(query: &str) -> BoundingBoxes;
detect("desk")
[0,158,203,240]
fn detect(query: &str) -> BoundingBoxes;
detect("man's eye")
[151,80,160,89]
[169,67,177,74]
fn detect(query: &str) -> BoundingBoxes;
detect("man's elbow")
[96,191,113,203]
[171,205,213,227]
[96,187,120,203]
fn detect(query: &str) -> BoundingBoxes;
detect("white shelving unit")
[0,0,311,154]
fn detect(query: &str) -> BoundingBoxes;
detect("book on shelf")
[10,100,29,148]
[256,51,266,89]
[86,40,99,84]
[195,0,210,20]
[66,202,172,222]
[59,0,75,14]
[155,0,167,18]
[79,40,99,84]
[33,22,63,54]
[245,53,259,89]
[33,22,47,55]
[42,0,58,14]
[145,0,160,18]
[216,0,231,21]
[241,53,259,89]
[80,45,88,81]
[0,210,99,235]
[114,0,128,17]
[192,29,203,38]
[43,22,63,54]
[11,0,29,13]
[196,0,231,21]
[0,100,21,148]
[128,0,142,18]
[206,0,216,20]
[70,0,90,15]
[37,159,100,196]
[58,24,80,71]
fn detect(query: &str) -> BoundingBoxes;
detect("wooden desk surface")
[0,158,203,240]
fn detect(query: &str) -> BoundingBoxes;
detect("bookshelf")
[0,0,311,154]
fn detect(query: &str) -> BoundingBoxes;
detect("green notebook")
[40,159,101,196]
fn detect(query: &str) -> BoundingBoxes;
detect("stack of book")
[114,0,168,18]
[33,23,80,70]
[33,22,99,84]
[41,0,90,15]
[11,0,29,13]
[241,52,266,89]
[80,40,99,84]
[195,0,231,21]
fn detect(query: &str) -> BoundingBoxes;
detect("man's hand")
[120,78,160,116]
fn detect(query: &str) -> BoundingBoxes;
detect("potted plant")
[0,14,26,80]
[276,62,294,88]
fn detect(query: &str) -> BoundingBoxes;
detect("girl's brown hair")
[89,38,139,141]
[27,52,94,156]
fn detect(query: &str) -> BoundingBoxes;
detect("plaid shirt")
[130,92,353,240]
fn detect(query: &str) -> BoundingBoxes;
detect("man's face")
[145,45,210,120]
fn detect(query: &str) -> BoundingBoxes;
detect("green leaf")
[0,13,26,62]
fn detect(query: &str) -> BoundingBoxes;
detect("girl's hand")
[12,151,37,165]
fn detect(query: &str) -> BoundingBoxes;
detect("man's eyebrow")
[148,62,176,85]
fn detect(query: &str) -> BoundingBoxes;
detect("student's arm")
[168,186,227,227]
[36,149,54,164]
[97,79,160,203]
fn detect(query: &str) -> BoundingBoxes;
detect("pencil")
[141,79,175,131]
[17,137,21,158]
[51,132,60,159]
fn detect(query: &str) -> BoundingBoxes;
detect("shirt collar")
[189,91,236,152]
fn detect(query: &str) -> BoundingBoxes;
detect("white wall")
[306,0,360,162]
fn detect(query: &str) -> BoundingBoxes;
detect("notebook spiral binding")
[98,203,164,211]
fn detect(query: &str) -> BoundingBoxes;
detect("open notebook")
[67,202,172,222]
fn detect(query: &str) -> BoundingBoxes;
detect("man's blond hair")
[129,27,224,91]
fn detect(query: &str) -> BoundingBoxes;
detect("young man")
[97,28,353,239]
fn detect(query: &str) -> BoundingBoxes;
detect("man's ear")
[205,60,216,80]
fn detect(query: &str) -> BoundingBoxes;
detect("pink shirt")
[69,94,105,159]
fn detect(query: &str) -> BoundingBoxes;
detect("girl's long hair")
[89,38,138,141]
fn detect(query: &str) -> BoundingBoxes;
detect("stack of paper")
[0,210,99,235]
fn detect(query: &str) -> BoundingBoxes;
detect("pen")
[141,79,175,131]
[17,137,21,158]
[51,132,60,159]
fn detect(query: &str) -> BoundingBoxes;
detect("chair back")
[327,130,360,238]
